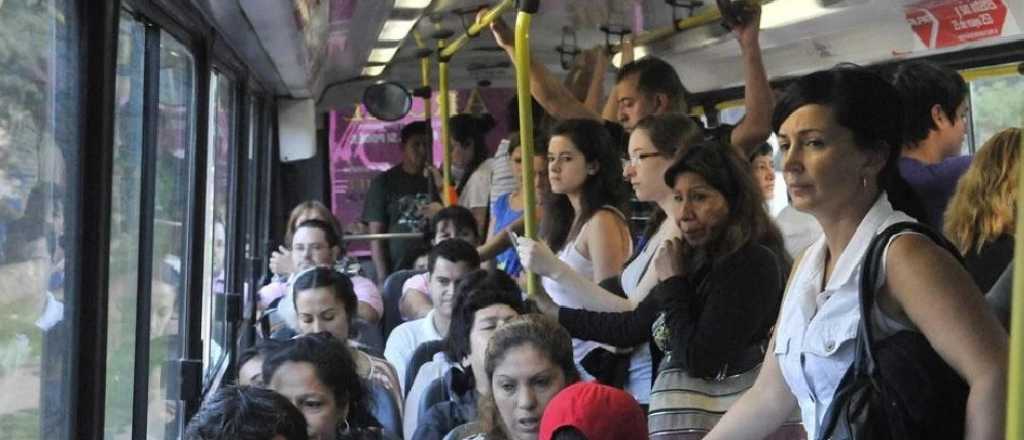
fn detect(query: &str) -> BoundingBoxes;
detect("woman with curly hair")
[943,127,1021,291]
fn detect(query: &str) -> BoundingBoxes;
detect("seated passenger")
[530,141,790,435]
[450,113,498,234]
[260,219,382,323]
[401,206,481,321]
[514,113,700,403]
[705,65,1007,440]
[386,239,481,392]
[538,382,647,440]
[184,385,307,440]
[511,119,633,382]
[411,270,527,440]
[891,60,972,229]
[268,200,335,280]
[486,133,550,279]
[943,127,1021,291]
[238,339,284,387]
[284,268,403,430]
[463,315,580,440]
[264,333,397,440]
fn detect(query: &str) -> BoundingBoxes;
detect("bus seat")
[352,318,385,356]
[443,422,482,440]
[367,378,403,439]
[381,269,425,340]
[405,339,446,397]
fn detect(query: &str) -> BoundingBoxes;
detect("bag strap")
[855,221,963,377]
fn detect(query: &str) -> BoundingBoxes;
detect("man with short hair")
[364,121,439,285]
[891,60,972,228]
[184,385,308,440]
[484,6,774,155]
[384,239,481,392]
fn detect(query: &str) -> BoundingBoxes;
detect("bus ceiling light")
[368,47,400,63]
[394,0,432,9]
[612,45,650,68]
[363,65,386,76]
[379,19,418,41]
[760,0,841,29]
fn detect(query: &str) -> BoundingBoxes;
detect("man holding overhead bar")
[482,4,774,156]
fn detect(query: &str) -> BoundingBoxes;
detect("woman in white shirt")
[705,66,1007,440]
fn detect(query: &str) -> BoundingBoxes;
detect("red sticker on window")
[905,0,1010,48]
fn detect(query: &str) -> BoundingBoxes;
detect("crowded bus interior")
[1,0,1024,439]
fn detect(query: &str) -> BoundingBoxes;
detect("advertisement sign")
[329,88,513,255]
[905,0,1016,48]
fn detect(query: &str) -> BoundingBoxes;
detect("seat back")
[405,339,446,396]
[367,378,403,439]
[351,318,385,356]
[418,376,450,424]
[381,269,426,339]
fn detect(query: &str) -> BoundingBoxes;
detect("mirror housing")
[362,81,413,122]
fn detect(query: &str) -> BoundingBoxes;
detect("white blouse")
[773,194,917,439]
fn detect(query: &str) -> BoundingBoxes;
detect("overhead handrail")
[434,0,515,207]
[1008,117,1024,439]
[342,232,424,242]
[438,0,515,62]
[514,0,540,297]
[607,0,759,54]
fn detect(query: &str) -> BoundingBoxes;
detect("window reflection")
[144,31,195,440]
[0,0,78,439]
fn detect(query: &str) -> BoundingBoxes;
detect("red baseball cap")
[539,381,647,440]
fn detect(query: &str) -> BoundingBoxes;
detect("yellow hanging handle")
[1008,119,1024,439]
[514,0,539,297]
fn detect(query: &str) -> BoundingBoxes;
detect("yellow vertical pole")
[1008,125,1024,439]
[421,57,432,122]
[514,5,538,297]
[438,59,453,206]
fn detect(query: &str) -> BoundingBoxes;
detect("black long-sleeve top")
[558,242,786,378]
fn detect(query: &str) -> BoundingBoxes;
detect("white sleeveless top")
[542,207,632,381]
[774,194,917,439]
[618,219,679,404]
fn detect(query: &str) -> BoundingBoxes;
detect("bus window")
[968,66,1024,150]
[103,12,146,438]
[202,71,235,382]
[145,31,196,439]
[0,1,79,439]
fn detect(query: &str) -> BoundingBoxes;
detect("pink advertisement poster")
[329,87,513,255]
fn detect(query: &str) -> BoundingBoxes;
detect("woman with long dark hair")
[512,118,632,381]
[264,333,396,440]
[531,141,790,436]
[513,113,701,404]
[451,113,497,234]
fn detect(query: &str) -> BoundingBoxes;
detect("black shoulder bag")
[816,221,969,440]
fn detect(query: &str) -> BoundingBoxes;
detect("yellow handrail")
[1008,116,1024,439]
[960,62,1022,83]
[439,0,515,61]
[438,58,453,206]
[514,6,538,298]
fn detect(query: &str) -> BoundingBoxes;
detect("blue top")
[490,193,523,277]
[898,155,971,229]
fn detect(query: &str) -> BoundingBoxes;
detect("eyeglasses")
[627,152,665,166]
